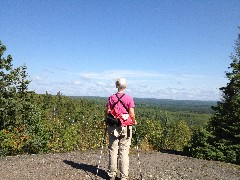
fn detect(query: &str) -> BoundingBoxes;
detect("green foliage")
[0,127,29,156]
[187,127,240,163]
[0,41,31,130]
[160,120,192,151]
[186,30,240,164]
[172,120,192,151]
[0,41,51,155]
[132,118,163,150]
[184,127,216,159]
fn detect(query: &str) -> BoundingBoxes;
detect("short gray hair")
[115,78,127,89]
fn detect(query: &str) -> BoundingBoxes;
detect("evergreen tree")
[0,41,52,155]
[0,41,33,130]
[186,30,240,164]
[0,41,21,129]
[209,31,240,163]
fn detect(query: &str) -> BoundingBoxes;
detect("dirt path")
[0,150,239,180]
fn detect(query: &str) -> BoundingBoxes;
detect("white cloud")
[79,70,163,80]
[32,75,42,81]
[73,80,82,85]
[28,69,226,100]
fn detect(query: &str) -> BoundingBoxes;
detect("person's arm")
[129,107,137,124]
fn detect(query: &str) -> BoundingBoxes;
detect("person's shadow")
[63,160,108,179]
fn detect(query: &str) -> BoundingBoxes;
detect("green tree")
[0,41,51,155]
[186,30,240,164]
[161,120,192,151]
[209,31,240,163]
[0,41,21,129]
[0,41,32,130]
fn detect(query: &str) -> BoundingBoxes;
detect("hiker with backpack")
[105,78,136,180]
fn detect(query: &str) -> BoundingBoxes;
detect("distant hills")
[134,98,217,114]
[69,96,217,114]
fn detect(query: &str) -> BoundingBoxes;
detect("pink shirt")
[106,93,135,115]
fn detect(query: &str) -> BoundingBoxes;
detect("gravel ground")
[0,149,239,180]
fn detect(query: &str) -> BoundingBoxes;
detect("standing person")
[106,78,136,180]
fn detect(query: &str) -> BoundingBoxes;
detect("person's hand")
[133,119,137,125]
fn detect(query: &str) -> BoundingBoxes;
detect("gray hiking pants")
[107,125,132,180]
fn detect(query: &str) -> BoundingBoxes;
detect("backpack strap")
[111,93,125,110]
[115,93,129,113]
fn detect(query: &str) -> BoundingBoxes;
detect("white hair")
[115,78,127,89]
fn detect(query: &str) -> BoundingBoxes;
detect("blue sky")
[1,0,240,100]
